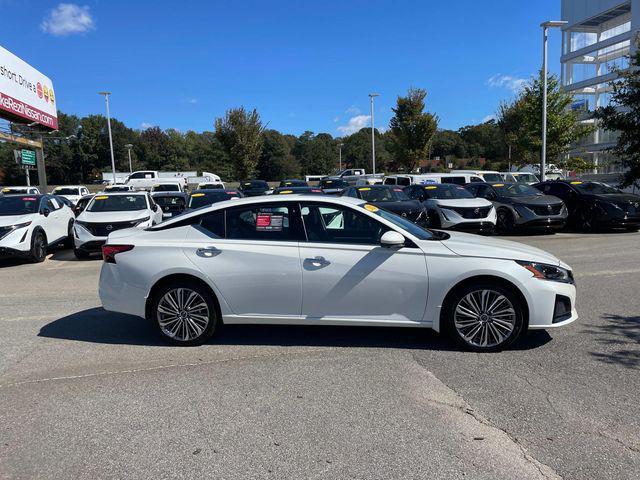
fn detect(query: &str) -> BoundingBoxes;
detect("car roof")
[53,185,85,188]
[151,191,188,197]
[96,191,147,196]
[153,194,366,229]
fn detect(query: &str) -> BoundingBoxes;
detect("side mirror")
[41,207,51,217]
[380,231,405,249]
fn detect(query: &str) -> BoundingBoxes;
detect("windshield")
[357,187,409,202]
[481,173,503,182]
[87,195,147,212]
[493,183,542,197]
[1,188,29,194]
[242,181,267,189]
[423,184,474,200]
[515,173,539,183]
[280,180,307,187]
[105,186,130,192]
[321,179,346,188]
[572,181,620,194]
[189,191,239,208]
[0,196,39,215]
[199,183,223,189]
[364,204,433,240]
[53,187,80,195]
[154,196,186,207]
[152,184,180,192]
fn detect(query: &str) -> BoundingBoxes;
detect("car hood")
[435,198,493,208]
[77,210,150,223]
[432,230,562,265]
[0,214,36,227]
[373,200,423,213]
[503,195,562,206]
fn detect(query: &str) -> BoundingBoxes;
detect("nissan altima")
[98,195,578,352]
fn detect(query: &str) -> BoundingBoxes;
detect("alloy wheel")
[157,288,210,342]
[454,289,516,348]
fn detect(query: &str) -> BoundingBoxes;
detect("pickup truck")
[124,171,187,191]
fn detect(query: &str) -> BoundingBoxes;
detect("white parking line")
[576,268,640,277]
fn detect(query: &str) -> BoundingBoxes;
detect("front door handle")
[306,256,330,267]
[196,246,221,258]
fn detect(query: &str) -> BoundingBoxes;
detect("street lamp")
[98,91,117,184]
[369,93,380,175]
[338,142,343,171]
[540,20,567,182]
[125,143,133,173]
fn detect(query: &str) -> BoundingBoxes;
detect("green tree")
[594,50,640,187]
[214,107,264,181]
[498,72,592,168]
[257,129,300,180]
[388,87,439,171]
[458,120,507,161]
[293,131,337,175]
[341,128,391,172]
[431,129,467,159]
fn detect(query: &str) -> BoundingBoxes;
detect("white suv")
[73,191,163,259]
[0,194,75,262]
[51,185,90,205]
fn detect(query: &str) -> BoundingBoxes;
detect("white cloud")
[483,114,497,123]
[333,116,340,123]
[337,115,371,136]
[187,98,198,104]
[41,3,95,36]
[487,74,527,93]
[345,105,361,115]
[140,122,155,130]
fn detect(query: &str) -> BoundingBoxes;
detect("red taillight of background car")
[102,244,134,264]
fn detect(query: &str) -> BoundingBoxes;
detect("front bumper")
[448,221,495,234]
[526,278,578,329]
[595,214,640,229]
[74,224,107,251]
[518,217,567,229]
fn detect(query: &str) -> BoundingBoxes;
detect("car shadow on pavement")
[39,307,553,351]
[585,314,640,369]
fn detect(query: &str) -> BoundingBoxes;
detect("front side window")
[225,204,293,241]
[87,195,147,212]
[300,203,389,245]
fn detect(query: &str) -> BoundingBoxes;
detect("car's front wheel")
[151,282,218,346]
[443,282,525,352]
[28,231,47,263]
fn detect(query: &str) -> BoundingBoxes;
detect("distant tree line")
[0,80,595,184]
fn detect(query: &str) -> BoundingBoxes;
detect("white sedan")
[98,195,578,351]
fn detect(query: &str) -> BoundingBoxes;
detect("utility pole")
[369,93,380,175]
[338,143,343,171]
[125,144,133,173]
[98,91,117,184]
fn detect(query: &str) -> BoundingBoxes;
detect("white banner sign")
[0,46,58,130]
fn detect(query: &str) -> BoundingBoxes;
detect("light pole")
[369,93,380,175]
[125,143,133,173]
[338,142,343,171]
[540,20,567,182]
[98,91,117,184]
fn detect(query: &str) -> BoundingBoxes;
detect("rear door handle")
[306,256,330,267]
[196,246,221,258]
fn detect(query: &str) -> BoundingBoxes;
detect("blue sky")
[2,0,561,136]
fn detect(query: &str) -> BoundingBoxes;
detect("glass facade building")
[561,0,638,172]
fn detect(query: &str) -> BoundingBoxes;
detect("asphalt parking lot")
[0,232,639,480]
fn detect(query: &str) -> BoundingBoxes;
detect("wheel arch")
[438,274,529,331]
[145,273,223,325]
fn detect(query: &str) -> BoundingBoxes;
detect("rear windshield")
[189,191,240,209]
[87,195,147,212]
[0,196,39,215]
[53,187,80,195]
[242,181,268,189]
[320,179,346,188]
[154,196,186,207]
[493,183,542,197]
[280,180,307,187]
[357,187,409,202]
[199,183,224,189]
[152,184,180,192]
[514,173,539,183]
[423,184,474,199]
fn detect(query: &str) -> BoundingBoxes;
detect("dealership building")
[561,0,638,172]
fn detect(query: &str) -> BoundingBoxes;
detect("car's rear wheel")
[28,231,47,263]
[578,208,595,232]
[152,282,218,346]
[443,282,525,352]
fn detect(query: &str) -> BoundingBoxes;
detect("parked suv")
[239,180,271,197]
[342,185,426,224]
[73,192,163,258]
[404,183,496,233]
[534,180,640,231]
[51,185,90,205]
[465,182,567,232]
[0,194,75,262]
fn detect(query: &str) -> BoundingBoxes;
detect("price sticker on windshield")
[364,204,379,212]
[493,183,505,187]
[95,196,108,200]
[279,190,293,194]
[256,213,284,231]
[424,186,437,190]
[191,193,205,197]
[359,187,371,191]
[570,181,583,185]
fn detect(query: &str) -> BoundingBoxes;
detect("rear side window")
[225,204,294,241]
[383,178,396,185]
[199,211,225,238]
[397,177,411,186]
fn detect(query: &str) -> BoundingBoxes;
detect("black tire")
[151,281,218,346]
[28,231,47,263]
[64,220,75,248]
[496,208,515,233]
[578,208,595,232]
[442,282,525,352]
[73,247,91,260]
[428,210,442,228]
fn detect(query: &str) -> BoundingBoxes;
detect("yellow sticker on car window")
[191,193,205,197]
[493,183,504,187]
[2,188,10,192]
[424,186,437,190]
[279,190,293,194]
[364,204,379,212]
[570,181,583,185]
[326,180,332,183]
[359,187,371,191]
[94,195,108,200]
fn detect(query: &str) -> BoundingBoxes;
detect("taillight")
[102,244,134,264]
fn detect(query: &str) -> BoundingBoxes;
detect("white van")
[450,170,504,183]
[383,173,483,186]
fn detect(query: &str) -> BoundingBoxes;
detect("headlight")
[517,261,574,284]
[12,221,32,230]
[133,216,150,226]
